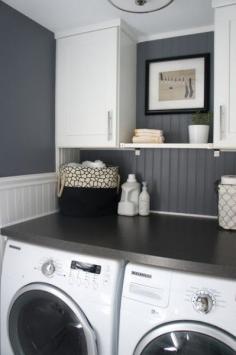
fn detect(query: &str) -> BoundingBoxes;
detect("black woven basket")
[58,165,120,217]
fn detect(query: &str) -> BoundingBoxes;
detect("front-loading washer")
[1,239,124,355]
[119,263,236,354]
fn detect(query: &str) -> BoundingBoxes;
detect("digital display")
[71,261,101,274]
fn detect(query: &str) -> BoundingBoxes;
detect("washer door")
[134,322,236,355]
[8,283,98,355]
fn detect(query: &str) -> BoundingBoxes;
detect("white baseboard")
[0,173,58,228]
[151,210,218,219]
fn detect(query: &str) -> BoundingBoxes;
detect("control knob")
[41,260,56,277]
[192,291,215,314]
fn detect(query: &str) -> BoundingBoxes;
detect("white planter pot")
[188,125,210,144]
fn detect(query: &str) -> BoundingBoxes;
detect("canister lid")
[221,175,236,185]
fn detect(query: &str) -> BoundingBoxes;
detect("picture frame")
[145,54,210,115]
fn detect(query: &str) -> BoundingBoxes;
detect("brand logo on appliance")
[131,271,152,278]
[9,245,21,251]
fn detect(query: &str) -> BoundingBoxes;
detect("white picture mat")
[148,57,205,110]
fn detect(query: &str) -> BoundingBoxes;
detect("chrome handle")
[107,111,112,141]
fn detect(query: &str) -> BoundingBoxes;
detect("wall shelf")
[120,143,214,149]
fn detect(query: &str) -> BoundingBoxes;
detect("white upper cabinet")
[56,22,137,148]
[213,0,236,148]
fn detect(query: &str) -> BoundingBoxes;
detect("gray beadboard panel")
[169,149,179,212]
[195,150,207,214]
[152,148,162,210]
[186,150,197,213]
[0,1,55,177]
[80,149,236,216]
[177,149,188,213]
[136,149,145,184]
[204,151,216,215]
[137,32,214,143]
[160,149,171,211]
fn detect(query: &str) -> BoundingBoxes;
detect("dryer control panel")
[191,290,216,314]
[122,263,172,308]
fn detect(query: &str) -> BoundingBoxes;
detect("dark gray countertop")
[1,213,236,278]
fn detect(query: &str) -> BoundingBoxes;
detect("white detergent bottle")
[139,182,150,216]
[118,174,140,216]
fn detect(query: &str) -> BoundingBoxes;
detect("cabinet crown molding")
[55,18,137,41]
[212,0,236,8]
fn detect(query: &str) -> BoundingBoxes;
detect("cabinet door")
[56,27,118,147]
[214,5,236,147]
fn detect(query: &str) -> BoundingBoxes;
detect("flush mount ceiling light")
[107,0,175,14]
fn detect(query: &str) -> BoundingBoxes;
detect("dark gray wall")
[137,32,214,143]
[81,32,236,217]
[0,1,55,177]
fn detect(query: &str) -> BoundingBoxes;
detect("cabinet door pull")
[107,111,113,141]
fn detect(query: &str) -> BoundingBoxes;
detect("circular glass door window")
[9,289,90,355]
[140,331,235,355]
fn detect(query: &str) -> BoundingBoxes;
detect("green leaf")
[192,111,213,125]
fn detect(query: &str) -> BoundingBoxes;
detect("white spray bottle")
[139,182,150,216]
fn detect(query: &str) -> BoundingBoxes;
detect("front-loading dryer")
[119,263,236,355]
[1,239,124,355]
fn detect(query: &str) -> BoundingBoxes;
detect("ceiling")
[2,0,214,40]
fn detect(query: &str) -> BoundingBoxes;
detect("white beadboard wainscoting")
[0,173,58,228]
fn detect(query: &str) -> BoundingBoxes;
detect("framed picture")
[145,54,210,115]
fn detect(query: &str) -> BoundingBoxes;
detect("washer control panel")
[36,256,111,291]
[69,259,108,290]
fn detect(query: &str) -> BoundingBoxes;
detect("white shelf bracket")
[214,150,221,158]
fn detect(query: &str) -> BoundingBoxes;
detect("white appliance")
[1,240,124,355]
[119,263,236,355]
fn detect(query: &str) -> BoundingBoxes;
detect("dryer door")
[134,322,236,355]
[8,283,98,355]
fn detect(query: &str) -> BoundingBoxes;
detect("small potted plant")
[189,111,213,144]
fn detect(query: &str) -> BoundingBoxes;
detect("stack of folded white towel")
[132,129,165,144]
